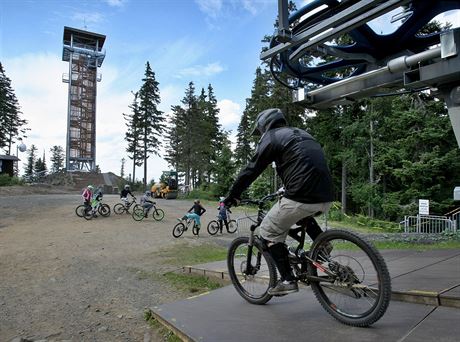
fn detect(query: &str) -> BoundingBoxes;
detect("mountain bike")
[75,200,110,220]
[132,202,165,222]
[172,217,200,238]
[207,211,237,235]
[113,197,139,214]
[227,191,391,327]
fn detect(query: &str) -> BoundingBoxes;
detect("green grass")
[144,309,182,342]
[163,272,222,293]
[154,242,228,266]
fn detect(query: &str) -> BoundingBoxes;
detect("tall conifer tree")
[138,62,164,188]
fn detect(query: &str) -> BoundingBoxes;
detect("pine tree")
[24,144,37,177]
[137,62,164,188]
[180,82,199,188]
[0,62,28,154]
[164,105,184,174]
[50,145,65,173]
[123,91,143,183]
[212,133,236,196]
[234,109,252,168]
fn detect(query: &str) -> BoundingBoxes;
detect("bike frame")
[241,192,335,284]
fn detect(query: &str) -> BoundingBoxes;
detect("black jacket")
[229,126,334,204]
[189,204,206,216]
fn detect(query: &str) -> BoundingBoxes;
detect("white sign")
[419,199,429,215]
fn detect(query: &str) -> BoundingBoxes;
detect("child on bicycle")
[140,190,154,218]
[90,186,104,217]
[217,197,231,234]
[120,184,135,205]
[183,199,206,233]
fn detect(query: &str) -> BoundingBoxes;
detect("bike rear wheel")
[307,229,391,327]
[113,203,125,215]
[98,204,111,217]
[207,220,220,235]
[152,208,165,221]
[173,222,185,238]
[132,207,145,221]
[227,219,237,233]
[192,224,199,236]
[227,236,277,305]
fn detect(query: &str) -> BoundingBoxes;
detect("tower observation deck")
[62,26,106,172]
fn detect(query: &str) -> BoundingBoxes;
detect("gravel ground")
[0,191,234,342]
[1,188,455,341]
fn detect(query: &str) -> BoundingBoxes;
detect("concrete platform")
[184,249,460,307]
[152,286,460,342]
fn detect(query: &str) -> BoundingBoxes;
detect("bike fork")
[245,226,262,275]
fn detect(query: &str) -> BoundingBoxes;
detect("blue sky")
[0,0,280,182]
[1,0,459,183]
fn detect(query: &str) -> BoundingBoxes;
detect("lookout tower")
[62,26,106,171]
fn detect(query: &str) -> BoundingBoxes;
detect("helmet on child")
[87,185,94,190]
[194,199,200,204]
[219,197,225,202]
[145,190,151,196]
[124,184,130,189]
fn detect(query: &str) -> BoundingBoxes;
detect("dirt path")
[0,193,234,341]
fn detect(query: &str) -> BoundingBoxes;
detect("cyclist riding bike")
[82,185,94,207]
[90,186,104,217]
[224,108,334,296]
[120,184,135,205]
[140,190,154,218]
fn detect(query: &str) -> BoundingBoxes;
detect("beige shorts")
[260,197,332,244]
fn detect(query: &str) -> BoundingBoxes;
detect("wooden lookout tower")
[62,26,106,171]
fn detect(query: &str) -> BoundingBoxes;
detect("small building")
[0,155,20,177]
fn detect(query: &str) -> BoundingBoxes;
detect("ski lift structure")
[262,0,460,146]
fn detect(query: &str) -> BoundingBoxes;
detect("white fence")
[399,214,456,233]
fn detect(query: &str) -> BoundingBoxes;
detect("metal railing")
[400,215,456,233]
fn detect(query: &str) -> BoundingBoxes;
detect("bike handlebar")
[239,189,284,207]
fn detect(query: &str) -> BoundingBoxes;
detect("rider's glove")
[223,196,240,208]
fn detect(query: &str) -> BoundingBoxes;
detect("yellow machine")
[151,171,178,199]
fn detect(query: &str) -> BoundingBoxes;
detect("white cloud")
[217,99,241,128]
[4,53,69,158]
[439,10,460,28]
[241,0,258,15]
[176,62,225,78]
[195,0,223,18]
[3,52,169,182]
[104,0,125,7]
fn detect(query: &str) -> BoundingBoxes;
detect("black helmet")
[250,108,287,136]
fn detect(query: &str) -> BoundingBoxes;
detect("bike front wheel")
[172,222,185,238]
[152,208,165,221]
[75,205,86,217]
[83,207,93,220]
[207,220,220,235]
[113,203,125,215]
[227,236,277,305]
[307,229,391,327]
[98,204,111,217]
[227,219,237,233]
